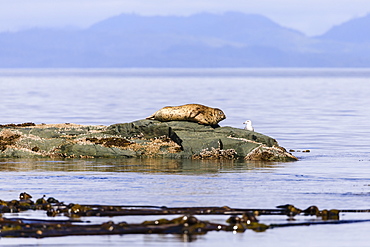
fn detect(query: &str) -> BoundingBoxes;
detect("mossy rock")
[106,120,297,161]
[0,121,297,161]
[59,143,137,158]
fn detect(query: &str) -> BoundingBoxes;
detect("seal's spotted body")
[147,104,226,126]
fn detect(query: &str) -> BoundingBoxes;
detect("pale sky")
[1,0,369,36]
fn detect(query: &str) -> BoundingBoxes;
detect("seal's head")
[214,108,226,123]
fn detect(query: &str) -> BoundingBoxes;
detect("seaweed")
[0,130,21,151]
[85,137,132,148]
[0,122,36,128]
[192,147,237,160]
[1,192,370,238]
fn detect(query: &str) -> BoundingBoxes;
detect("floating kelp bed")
[1,193,370,238]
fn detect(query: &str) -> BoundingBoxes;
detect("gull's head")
[243,120,252,125]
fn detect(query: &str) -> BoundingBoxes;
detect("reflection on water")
[0,158,283,174]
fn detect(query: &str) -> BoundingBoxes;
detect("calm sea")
[0,68,370,246]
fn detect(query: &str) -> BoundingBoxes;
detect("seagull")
[243,120,254,131]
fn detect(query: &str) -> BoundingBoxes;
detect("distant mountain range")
[0,12,370,68]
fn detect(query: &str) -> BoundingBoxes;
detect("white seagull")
[243,120,254,132]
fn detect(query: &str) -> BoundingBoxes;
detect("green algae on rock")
[0,120,297,161]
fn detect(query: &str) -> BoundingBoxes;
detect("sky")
[1,0,369,36]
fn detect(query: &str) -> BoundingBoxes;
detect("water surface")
[0,68,370,246]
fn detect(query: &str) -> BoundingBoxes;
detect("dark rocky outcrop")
[0,120,297,161]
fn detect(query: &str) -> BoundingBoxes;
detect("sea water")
[0,68,370,246]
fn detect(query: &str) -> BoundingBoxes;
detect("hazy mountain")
[317,13,370,43]
[0,12,369,67]
[89,12,308,50]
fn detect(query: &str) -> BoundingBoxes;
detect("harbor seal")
[146,104,226,126]
[243,120,254,131]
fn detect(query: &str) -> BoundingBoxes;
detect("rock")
[106,120,297,161]
[0,120,297,161]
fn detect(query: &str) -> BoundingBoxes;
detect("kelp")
[1,192,370,238]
